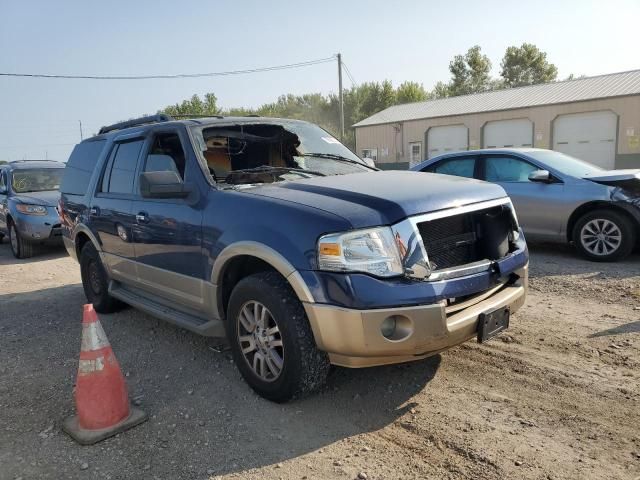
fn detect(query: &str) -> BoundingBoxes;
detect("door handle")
[89,206,100,216]
[136,212,149,224]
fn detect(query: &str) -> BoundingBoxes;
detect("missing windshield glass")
[195,122,371,185]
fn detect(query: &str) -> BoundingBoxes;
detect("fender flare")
[211,241,315,305]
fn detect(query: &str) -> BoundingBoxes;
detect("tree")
[448,45,492,96]
[160,93,220,117]
[500,43,558,87]
[431,81,451,99]
[395,81,430,104]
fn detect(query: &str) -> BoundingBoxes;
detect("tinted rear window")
[102,140,144,194]
[60,140,107,195]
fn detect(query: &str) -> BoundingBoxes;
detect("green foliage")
[162,93,220,117]
[395,81,430,104]
[447,45,493,96]
[500,43,558,87]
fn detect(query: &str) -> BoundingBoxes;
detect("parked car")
[0,160,65,258]
[412,148,640,262]
[60,115,528,402]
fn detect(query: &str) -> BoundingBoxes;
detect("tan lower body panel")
[304,267,527,368]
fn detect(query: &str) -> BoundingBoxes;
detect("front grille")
[417,205,513,271]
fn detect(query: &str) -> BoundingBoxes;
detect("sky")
[2,0,639,161]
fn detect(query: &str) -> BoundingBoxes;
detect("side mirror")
[139,171,190,198]
[362,157,376,168]
[528,169,552,183]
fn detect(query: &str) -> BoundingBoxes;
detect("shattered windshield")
[191,121,372,185]
[11,168,64,193]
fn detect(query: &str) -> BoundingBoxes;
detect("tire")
[226,271,330,402]
[8,221,34,259]
[572,209,636,262]
[79,242,123,313]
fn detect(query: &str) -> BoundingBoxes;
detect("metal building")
[353,69,640,170]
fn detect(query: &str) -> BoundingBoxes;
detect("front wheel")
[9,221,34,259]
[226,271,330,402]
[573,209,636,262]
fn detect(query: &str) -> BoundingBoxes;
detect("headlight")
[16,204,47,216]
[317,226,403,277]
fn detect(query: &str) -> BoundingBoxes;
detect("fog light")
[380,317,397,339]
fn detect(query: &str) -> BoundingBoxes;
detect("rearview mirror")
[528,169,551,183]
[139,171,190,198]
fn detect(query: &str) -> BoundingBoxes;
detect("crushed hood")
[243,171,508,228]
[11,190,60,207]
[584,169,640,192]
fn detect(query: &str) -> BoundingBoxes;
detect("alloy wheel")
[580,218,622,256]
[236,301,284,382]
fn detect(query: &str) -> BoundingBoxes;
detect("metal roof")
[353,69,640,127]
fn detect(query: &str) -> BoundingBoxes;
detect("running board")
[109,282,225,337]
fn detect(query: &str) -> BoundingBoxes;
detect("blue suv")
[0,160,65,258]
[60,115,528,402]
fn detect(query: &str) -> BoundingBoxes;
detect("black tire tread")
[226,271,330,402]
[79,242,123,313]
[9,221,34,259]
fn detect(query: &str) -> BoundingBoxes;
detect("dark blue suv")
[60,115,528,402]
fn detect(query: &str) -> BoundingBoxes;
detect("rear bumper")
[304,264,527,367]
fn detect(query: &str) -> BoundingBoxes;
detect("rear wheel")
[8,221,34,259]
[79,242,123,313]
[573,209,635,262]
[226,271,330,402]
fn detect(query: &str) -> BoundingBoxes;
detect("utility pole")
[337,53,344,142]
[79,120,84,141]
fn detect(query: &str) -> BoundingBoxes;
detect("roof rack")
[98,114,174,135]
[10,159,60,163]
[170,114,224,119]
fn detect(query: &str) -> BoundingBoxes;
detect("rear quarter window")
[60,140,107,195]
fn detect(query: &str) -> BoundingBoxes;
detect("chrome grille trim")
[391,197,517,281]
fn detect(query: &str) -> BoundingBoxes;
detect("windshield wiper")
[229,165,325,177]
[301,153,376,170]
[221,165,326,185]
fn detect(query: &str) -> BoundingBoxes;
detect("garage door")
[483,118,533,148]
[426,125,468,159]
[553,111,617,169]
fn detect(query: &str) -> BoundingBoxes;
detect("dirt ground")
[0,240,638,480]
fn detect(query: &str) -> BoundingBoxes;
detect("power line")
[342,61,358,87]
[0,56,336,80]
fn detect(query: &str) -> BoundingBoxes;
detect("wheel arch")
[72,225,102,259]
[566,201,639,242]
[212,242,314,320]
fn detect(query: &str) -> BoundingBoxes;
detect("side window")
[430,158,476,178]
[484,156,537,182]
[143,133,186,180]
[361,148,378,162]
[0,170,6,192]
[101,140,144,194]
[60,140,107,195]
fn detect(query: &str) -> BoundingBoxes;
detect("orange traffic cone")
[63,304,147,445]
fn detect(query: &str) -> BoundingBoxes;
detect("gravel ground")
[0,240,639,480]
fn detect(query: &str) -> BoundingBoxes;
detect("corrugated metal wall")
[354,95,640,169]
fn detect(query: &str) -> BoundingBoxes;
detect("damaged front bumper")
[304,264,527,367]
